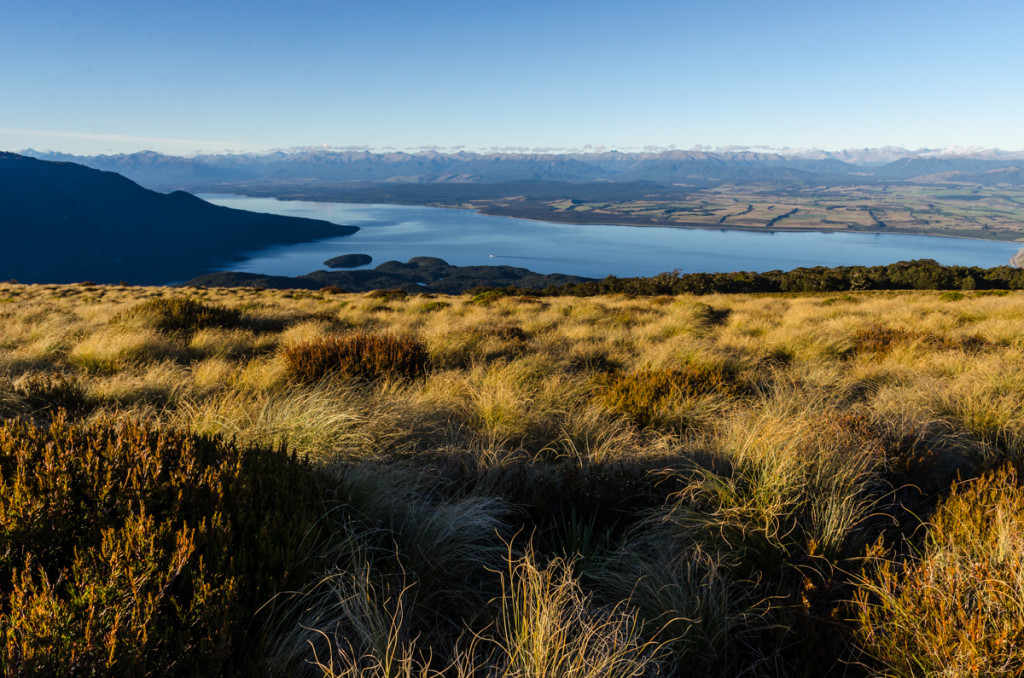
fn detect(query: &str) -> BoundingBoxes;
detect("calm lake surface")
[200,195,1023,279]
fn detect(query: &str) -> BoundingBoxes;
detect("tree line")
[523,259,1024,296]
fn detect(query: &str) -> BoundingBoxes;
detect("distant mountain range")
[19,147,1024,191]
[0,153,356,284]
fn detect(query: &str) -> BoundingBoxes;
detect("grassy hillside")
[3,282,1024,676]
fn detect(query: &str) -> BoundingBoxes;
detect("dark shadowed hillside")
[185,256,594,293]
[0,153,357,284]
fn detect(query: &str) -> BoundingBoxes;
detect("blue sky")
[2,0,1022,155]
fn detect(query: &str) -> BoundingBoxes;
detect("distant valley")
[5,148,1024,288]
[23,147,1024,243]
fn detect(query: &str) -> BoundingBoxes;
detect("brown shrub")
[855,465,1024,677]
[12,371,88,414]
[115,297,242,336]
[365,288,407,301]
[0,414,327,676]
[281,331,430,383]
[852,325,985,355]
[595,364,742,428]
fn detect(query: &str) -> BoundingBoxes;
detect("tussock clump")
[69,330,186,374]
[471,324,529,342]
[477,549,659,678]
[684,301,730,328]
[116,296,242,335]
[0,414,327,677]
[282,332,430,383]
[855,465,1024,677]
[566,347,623,374]
[595,543,763,676]
[425,324,531,367]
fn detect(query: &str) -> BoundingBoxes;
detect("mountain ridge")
[19,147,1024,191]
[0,152,357,284]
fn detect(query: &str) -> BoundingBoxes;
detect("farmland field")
[457,183,1024,242]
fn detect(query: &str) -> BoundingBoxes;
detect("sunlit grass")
[3,282,1024,675]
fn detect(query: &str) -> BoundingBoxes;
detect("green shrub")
[281,332,430,383]
[416,300,451,313]
[0,414,328,677]
[469,289,508,306]
[939,291,965,301]
[116,297,242,335]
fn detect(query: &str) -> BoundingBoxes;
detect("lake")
[200,195,1023,279]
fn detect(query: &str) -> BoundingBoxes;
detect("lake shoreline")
[465,203,1024,248]
[197,194,1024,277]
[202,188,1024,248]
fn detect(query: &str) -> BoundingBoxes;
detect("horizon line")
[11,142,1024,158]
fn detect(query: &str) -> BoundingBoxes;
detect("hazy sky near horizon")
[2,0,1022,155]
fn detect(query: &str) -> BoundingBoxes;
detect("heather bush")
[282,332,430,383]
[365,288,407,302]
[852,324,985,355]
[594,363,742,428]
[11,370,87,414]
[855,465,1024,677]
[0,414,328,677]
[116,296,242,335]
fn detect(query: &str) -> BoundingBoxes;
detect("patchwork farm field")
[464,183,1024,241]
[3,281,1024,676]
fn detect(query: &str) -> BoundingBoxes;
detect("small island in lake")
[324,253,372,269]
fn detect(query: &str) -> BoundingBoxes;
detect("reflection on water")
[200,194,1022,279]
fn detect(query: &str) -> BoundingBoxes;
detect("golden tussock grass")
[3,282,1024,675]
